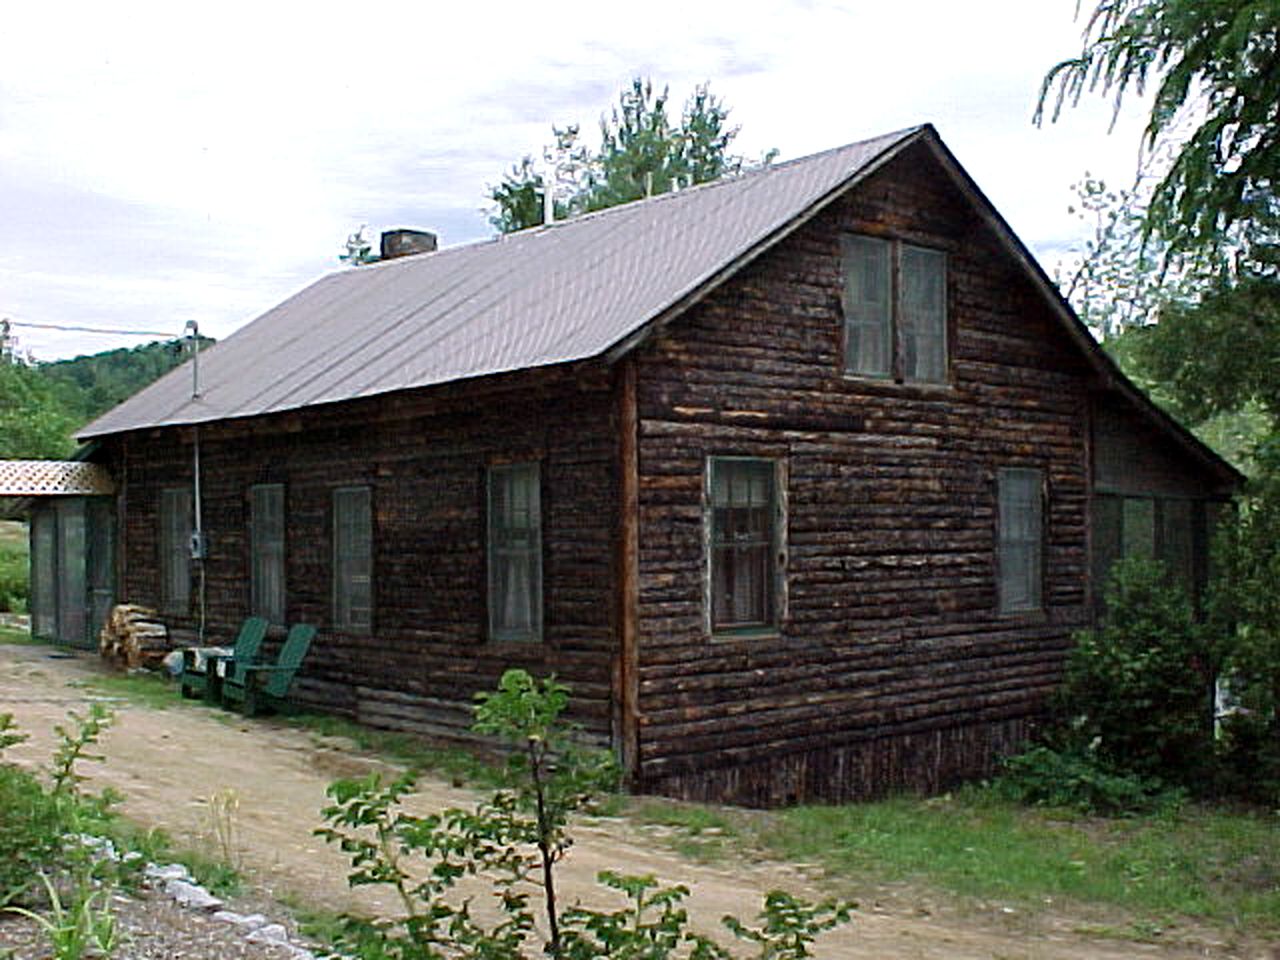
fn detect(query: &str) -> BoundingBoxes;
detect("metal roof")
[80,126,924,439]
[0,460,116,496]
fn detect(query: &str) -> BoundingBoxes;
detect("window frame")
[248,483,286,624]
[332,485,373,634]
[486,461,544,644]
[158,486,192,615]
[842,233,949,385]
[997,467,1045,615]
[706,456,786,637]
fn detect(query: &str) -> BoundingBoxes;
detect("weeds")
[5,872,118,960]
[203,788,241,870]
[317,669,853,958]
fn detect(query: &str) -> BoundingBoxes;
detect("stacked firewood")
[99,604,171,670]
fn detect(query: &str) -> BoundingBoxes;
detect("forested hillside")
[0,338,211,459]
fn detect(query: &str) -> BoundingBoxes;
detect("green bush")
[0,543,27,614]
[0,706,123,907]
[0,763,66,905]
[1060,558,1215,789]
[995,744,1181,816]
[1206,460,1280,803]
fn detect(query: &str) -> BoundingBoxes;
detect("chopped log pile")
[99,604,171,670]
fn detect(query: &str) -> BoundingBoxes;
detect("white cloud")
[0,0,1156,359]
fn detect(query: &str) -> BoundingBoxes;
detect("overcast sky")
[1,0,1153,362]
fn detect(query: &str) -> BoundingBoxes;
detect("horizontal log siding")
[633,143,1090,805]
[108,367,618,742]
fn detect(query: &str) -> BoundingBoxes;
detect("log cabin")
[69,124,1239,806]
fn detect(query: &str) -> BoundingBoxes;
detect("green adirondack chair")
[220,623,315,716]
[179,616,269,701]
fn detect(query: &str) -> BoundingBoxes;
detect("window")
[998,468,1043,613]
[709,458,782,632]
[159,487,192,614]
[249,484,286,623]
[333,486,372,632]
[842,235,947,383]
[1092,494,1205,617]
[487,462,542,642]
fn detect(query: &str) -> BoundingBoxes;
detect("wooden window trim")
[487,462,544,643]
[332,485,373,634]
[997,467,1045,616]
[841,233,950,386]
[706,456,787,638]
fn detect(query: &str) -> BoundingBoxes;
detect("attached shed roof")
[0,460,116,496]
[80,126,922,439]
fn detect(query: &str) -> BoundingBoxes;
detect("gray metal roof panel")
[80,126,923,438]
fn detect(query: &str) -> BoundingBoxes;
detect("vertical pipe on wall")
[186,321,206,644]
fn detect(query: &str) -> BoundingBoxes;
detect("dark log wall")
[1093,400,1231,498]
[108,367,619,743]
[632,142,1094,805]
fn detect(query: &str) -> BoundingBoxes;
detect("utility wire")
[6,319,181,337]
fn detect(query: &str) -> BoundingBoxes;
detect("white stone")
[245,923,291,944]
[165,878,224,911]
[144,862,192,883]
[213,911,269,929]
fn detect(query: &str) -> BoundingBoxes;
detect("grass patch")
[101,818,242,897]
[626,797,747,861]
[0,521,27,550]
[78,671,181,711]
[764,788,1280,932]
[0,624,37,645]
[280,896,349,948]
[0,520,28,614]
[284,712,506,789]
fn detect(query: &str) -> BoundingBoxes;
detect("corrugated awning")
[0,460,116,496]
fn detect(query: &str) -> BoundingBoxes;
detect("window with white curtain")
[843,234,948,383]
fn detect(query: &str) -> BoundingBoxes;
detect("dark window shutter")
[333,486,372,632]
[250,484,286,623]
[487,463,542,642]
[998,468,1043,613]
[160,487,192,613]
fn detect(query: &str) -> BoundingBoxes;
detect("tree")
[0,360,77,459]
[1040,0,1280,444]
[339,225,375,266]
[488,78,773,233]
[1037,0,1280,268]
[1040,1,1280,801]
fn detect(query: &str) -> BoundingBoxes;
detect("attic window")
[842,235,947,383]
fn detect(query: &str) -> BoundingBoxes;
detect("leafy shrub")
[0,706,122,906]
[0,764,66,905]
[995,744,1181,816]
[0,543,27,614]
[1206,460,1280,802]
[1060,558,1215,789]
[317,669,852,958]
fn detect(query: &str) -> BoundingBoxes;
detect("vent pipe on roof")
[380,229,438,260]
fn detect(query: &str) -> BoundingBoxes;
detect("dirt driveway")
[0,640,1268,959]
